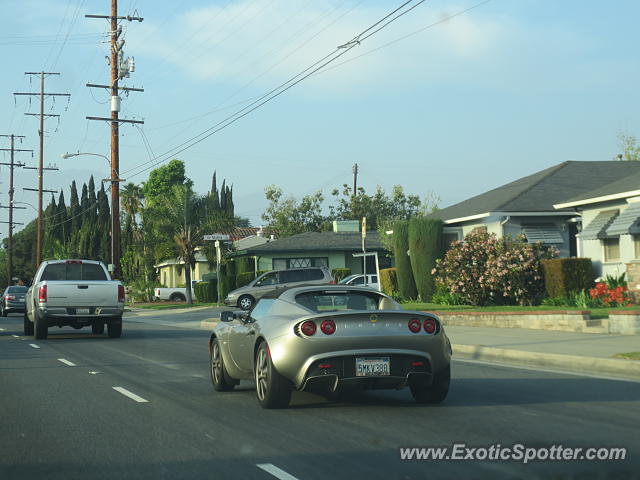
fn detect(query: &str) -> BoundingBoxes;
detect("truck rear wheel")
[92,321,105,335]
[34,313,48,340]
[107,317,122,338]
[24,312,34,336]
[169,293,186,302]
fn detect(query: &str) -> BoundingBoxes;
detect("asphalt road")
[1,310,638,480]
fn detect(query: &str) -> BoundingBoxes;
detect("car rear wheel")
[255,342,292,409]
[411,365,450,404]
[238,295,254,311]
[107,318,122,338]
[210,338,235,391]
[34,313,48,340]
[23,312,34,336]
[92,321,105,335]
[169,293,186,302]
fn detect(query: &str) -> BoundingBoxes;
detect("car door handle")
[77,285,89,289]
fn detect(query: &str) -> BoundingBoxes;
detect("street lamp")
[61,151,123,276]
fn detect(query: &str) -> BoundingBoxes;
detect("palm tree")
[174,225,201,304]
[120,182,143,227]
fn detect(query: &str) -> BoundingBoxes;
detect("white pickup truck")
[154,280,198,301]
[24,259,125,339]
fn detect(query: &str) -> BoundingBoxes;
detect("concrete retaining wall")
[429,311,605,333]
[609,311,640,335]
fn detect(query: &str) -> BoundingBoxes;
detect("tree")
[408,218,443,302]
[261,185,326,237]
[393,220,418,300]
[615,132,640,161]
[121,182,143,226]
[142,159,191,205]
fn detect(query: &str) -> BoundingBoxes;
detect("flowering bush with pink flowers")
[432,230,558,306]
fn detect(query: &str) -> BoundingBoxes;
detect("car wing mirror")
[220,311,235,322]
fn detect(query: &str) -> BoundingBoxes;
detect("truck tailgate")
[45,281,119,307]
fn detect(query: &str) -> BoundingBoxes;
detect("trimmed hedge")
[542,258,595,298]
[393,220,418,300]
[236,271,256,288]
[194,281,217,303]
[331,268,351,283]
[379,268,398,296]
[408,217,443,302]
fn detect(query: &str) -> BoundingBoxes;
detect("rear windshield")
[8,286,28,293]
[295,291,381,312]
[40,262,108,281]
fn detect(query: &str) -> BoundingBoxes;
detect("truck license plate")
[356,357,390,377]
[76,308,90,315]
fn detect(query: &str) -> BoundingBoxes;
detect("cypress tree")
[56,191,68,243]
[211,171,220,211]
[408,218,443,302]
[70,181,80,233]
[97,184,111,261]
[88,176,97,222]
[393,220,418,300]
[227,185,234,217]
[80,183,89,222]
[220,179,227,213]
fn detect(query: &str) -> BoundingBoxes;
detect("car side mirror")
[220,311,235,322]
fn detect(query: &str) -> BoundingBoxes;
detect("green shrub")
[332,268,351,283]
[393,220,417,300]
[431,284,465,306]
[235,256,253,274]
[236,272,256,288]
[379,268,398,296]
[408,217,443,302]
[541,258,594,298]
[194,281,218,303]
[604,272,627,288]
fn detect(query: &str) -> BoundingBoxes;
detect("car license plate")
[356,357,390,377]
[76,308,90,315]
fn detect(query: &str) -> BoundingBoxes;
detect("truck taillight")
[118,285,125,303]
[38,285,47,303]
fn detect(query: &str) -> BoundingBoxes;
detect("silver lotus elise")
[208,285,452,409]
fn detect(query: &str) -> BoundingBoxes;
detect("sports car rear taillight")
[320,319,336,335]
[300,321,317,336]
[118,285,125,303]
[38,285,47,303]
[423,318,437,334]
[408,318,421,333]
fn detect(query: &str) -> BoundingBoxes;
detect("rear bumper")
[38,305,124,318]
[297,352,438,392]
[3,302,26,313]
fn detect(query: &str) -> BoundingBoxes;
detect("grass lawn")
[131,302,222,310]
[612,352,640,360]
[401,302,640,319]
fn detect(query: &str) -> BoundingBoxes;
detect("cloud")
[131,0,512,96]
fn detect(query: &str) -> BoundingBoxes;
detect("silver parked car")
[210,285,452,409]
[1,285,28,316]
[224,267,333,311]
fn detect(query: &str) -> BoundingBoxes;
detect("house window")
[272,257,329,269]
[634,236,640,259]
[603,238,620,262]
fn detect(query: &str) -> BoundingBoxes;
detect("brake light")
[408,318,421,333]
[411,361,424,367]
[118,285,125,303]
[300,321,317,336]
[38,285,47,303]
[423,318,437,334]
[5,295,15,301]
[66,260,82,264]
[319,363,333,369]
[320,319,336,335]
[329,280,336,284]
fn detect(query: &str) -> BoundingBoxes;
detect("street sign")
[361,217,367,239]
[204,234,230,241]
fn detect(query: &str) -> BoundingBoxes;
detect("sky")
[1,0,639,239]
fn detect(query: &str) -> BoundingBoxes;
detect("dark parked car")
[1,285,28,316]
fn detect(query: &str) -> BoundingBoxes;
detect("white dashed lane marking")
[257,464,300,480]
[112,387,149,403]
[29,344,40,349]
[57,358,76,367]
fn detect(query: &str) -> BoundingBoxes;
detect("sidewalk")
[446,325,640,380]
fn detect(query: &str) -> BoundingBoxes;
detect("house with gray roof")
[554,170,640,278]
[232,221,391,276]
[428,161,640,258]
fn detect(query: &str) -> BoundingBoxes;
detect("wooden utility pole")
[0,135,31,283]
[14,73,69,268]
[86,0,143,279]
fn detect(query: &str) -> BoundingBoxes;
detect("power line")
[123,1,426,180]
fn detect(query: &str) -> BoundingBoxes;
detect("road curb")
[453,344,640,380]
